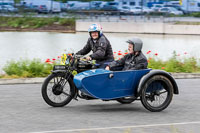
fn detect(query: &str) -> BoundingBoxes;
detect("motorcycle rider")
[105,38,148,71]
[76,23,114,68]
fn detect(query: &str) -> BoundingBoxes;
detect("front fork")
[64,72,79,101]
[63,72,88,100]
[52,70,79,101]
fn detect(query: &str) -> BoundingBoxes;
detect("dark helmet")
[126,38,143,52]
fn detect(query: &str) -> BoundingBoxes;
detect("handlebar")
[74,54,84,59]
[73,54,94,64]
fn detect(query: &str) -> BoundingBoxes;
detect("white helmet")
[88,23,103,36]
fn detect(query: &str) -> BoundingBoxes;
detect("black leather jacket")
[108,52,148,71]
[76,34,114,63]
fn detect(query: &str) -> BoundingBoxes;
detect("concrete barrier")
[76,21,200,35]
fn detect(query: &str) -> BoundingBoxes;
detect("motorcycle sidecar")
[73,69,179,112]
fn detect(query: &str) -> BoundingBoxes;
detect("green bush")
[3,59,53,78]
[147,58,165,69]
[1,51,200,78]
[147,51,200,73]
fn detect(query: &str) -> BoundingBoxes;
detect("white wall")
[76,21,200,35]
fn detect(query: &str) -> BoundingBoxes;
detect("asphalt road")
[0,79,200,133]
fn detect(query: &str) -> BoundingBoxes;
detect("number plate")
[53,65,66,70]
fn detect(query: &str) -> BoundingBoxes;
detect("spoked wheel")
[41,73,75,107]
[141,75,173,112]
[116,97,136,104]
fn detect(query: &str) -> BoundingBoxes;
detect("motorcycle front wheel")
[41,73,75,107]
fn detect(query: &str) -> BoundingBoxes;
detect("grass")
[174,21,200,25]
[190,12,200,17]
[0,16,75,29]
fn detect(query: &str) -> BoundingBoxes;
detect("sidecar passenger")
[105,38,148,71]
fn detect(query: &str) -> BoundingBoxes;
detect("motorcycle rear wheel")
[41,73,75,107]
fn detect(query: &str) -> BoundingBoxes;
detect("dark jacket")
[76,34,114,64]
[108,52,148,71]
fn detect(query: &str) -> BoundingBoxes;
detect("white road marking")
[30,121,200,133]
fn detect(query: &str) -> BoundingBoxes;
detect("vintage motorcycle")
[41,53,179,112]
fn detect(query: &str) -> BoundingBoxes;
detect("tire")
[140,75,173,112]
[41,73,75,107]
[116,97,136,104]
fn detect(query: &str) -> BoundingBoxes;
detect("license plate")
[53,65,66,70]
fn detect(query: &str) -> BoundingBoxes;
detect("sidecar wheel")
[41,73,75,107]
[116,97,136,104]
[140,75,173,112]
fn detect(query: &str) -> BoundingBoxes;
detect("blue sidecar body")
[73,69,151,100]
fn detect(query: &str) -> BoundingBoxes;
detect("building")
[114,0,161,7]
[181,0,200,12]
[21,0,61,13]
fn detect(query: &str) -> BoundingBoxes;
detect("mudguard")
[73,69,151,100]
[136,70,179,97]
